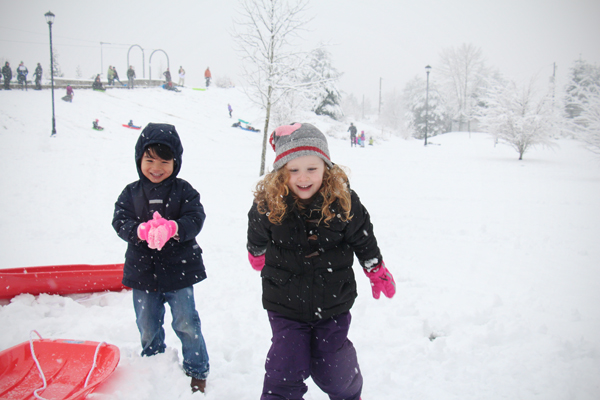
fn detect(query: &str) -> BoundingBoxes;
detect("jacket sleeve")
[112,185,140,244]
[173,182,205,242]
[247,202,269,256]
[344,190,383,270]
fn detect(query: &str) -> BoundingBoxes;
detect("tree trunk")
[259,86,274,176]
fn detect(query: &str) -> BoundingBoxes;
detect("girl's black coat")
[112,123,206,292]
[247,190,382,322]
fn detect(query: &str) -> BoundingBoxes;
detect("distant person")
[369,136,374,146]
[2,61,12,90]
[127,65,136,89]
[92,119,103,130]
[92,74,104,90]
[348,122,357,147]
[33,63,43,90]
[112,66,123,86]
[360,130,366,147]
[107,65,114,86]
[162,81,180,92]
[16,61,28,90]
[163,68,172,83]
[204,67,211,88]
[227,103,233,118]
[112,123,211,394]
[178,66,185,86]
[62,84,74,102]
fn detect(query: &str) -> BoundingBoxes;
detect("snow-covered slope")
[1,86,599,399]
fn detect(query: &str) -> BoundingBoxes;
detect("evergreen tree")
[403,76,450,139]
[50,50,64,78]
[302,47,343,120]
[564,58,600,119]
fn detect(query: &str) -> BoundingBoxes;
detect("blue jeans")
[133,287,209,379]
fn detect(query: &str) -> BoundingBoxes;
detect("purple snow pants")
[261,310,362,400]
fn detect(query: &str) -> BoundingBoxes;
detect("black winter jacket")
[2,64,12,80]
[112,123,207,292]
[247,190,382,322]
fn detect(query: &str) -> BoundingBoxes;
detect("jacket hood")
[135,123,183,182]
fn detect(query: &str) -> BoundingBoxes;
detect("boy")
[112,123,209,393]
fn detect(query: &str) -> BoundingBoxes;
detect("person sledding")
[92,119,104,130]
[92,74,104,90]
[62,85,74,102]
[162,81,180,92]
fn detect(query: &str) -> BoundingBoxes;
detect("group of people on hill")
[2,61,43,90]
[348,122,373,147]
[92,65,136,90]
[163,66,212,90]
[111,121,395,397]
[107,65,137,89]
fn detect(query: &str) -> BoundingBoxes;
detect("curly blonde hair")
[254,164,352,225]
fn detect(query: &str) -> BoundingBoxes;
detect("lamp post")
[45,11,56,136]
[424,65,431,146]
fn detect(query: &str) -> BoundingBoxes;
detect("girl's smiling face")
[285,155,325,200]
[141,151,174,183]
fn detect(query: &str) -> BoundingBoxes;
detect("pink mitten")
[138,221,151,241]
[248,252,265,271]
[363,262,396,299]
[138,211,166,241]
[148,220,177,251]
[139,212,178,250]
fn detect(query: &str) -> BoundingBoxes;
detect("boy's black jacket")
[247,190,382,322]
[113,123,206,292]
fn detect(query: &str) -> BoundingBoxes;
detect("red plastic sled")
[122,124,141,129]
[0,264,129,300]
[0,337,120,400]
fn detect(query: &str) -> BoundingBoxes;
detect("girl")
[247,122,396,400]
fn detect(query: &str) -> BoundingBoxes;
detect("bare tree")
[478,78,558,160]
[232,0,311,175]
[438,43,489,132]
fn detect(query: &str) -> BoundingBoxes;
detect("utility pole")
[362,94,365,120]
[378,77,382,116]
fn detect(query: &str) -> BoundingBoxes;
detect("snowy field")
[1,85,599,400]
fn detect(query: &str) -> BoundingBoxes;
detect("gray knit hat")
[269,122,333,171]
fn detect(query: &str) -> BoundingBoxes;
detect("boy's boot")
[191,377,206,393]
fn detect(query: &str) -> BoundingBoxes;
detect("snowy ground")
[1,86,599,400]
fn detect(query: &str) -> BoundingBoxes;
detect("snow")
[1,86,600,400]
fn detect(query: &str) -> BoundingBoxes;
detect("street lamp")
[424,65,431,146]
[45,11,56,137]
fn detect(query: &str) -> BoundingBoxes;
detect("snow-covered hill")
[1,86,599,399]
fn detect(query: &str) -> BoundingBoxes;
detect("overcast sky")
[2,0,599,103]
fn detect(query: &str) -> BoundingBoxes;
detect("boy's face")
[141,151,174,183]
[285,155,325,200]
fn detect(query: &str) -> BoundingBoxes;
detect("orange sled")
[0,264,129,300]
[0,335,120,400]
